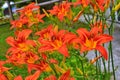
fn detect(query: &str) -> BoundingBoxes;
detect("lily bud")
[90,55,102,64]
[114,3,120,11]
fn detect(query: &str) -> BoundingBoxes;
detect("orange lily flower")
[18,3,39,16]
[25,52,39,64]
[27,60,51,73]
[76,27,113,60]
[11,3,45,29]
[16,3,45,28]
[48,2,71,21]
[27,13,45,27]
[73,0,90,22]
[6,51,39,65]
[91,21,107,33]
[6,52,26,65]
[36,25,77,57]
[10,20,23,29]
[90,0,110,12]
[74,0,90,7]
[35,24,54,40]
[36,25,76,57]
[6,29,36,54]
[10,16,28,29]
[35,14,45,23]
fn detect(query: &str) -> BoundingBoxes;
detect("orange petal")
[44,75,57,80]
[14,75,23,80]
[96,45,108,60]
[6,37,16,47]
[0,74,8,80]
[25,71,41,80]
[17,29,32,40]
[58,44,69,57]
[49,59,58,64]
[95,34,113,45]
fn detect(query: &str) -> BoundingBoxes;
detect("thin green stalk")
[102,58,107,73]
[109,41,116,80]
[108,28,116,80]
[95,51,98,80]
[108,43,111,73]
[95,51,103,80]
[108,9,116,79]
[83,14,91,25]
[99,58,102,80]
[98,54,102,74]
[100,12,107,77]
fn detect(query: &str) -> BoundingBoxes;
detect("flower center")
[18,43,29,52]
[43,33,50,40]
[51,40,62,49]
[27,56,35,63]
[85,39,97,49]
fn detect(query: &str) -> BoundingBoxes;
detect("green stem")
[108,9,116,79]
[108,44,111,73]
[102,44,107,74]
[83,14,91,25]
[110,41,116,80]
[99,58,102,80]
[102,58,107,73]
[95,51,98,80]
[73,52,85,80]
[100,11,108,78]
[108,24,115,79]
[77,56,85,80]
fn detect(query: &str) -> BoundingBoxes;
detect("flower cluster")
[5,24,112,79]
[0,0,119,79]
[74,0,110,11]
[10,3,45,29]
